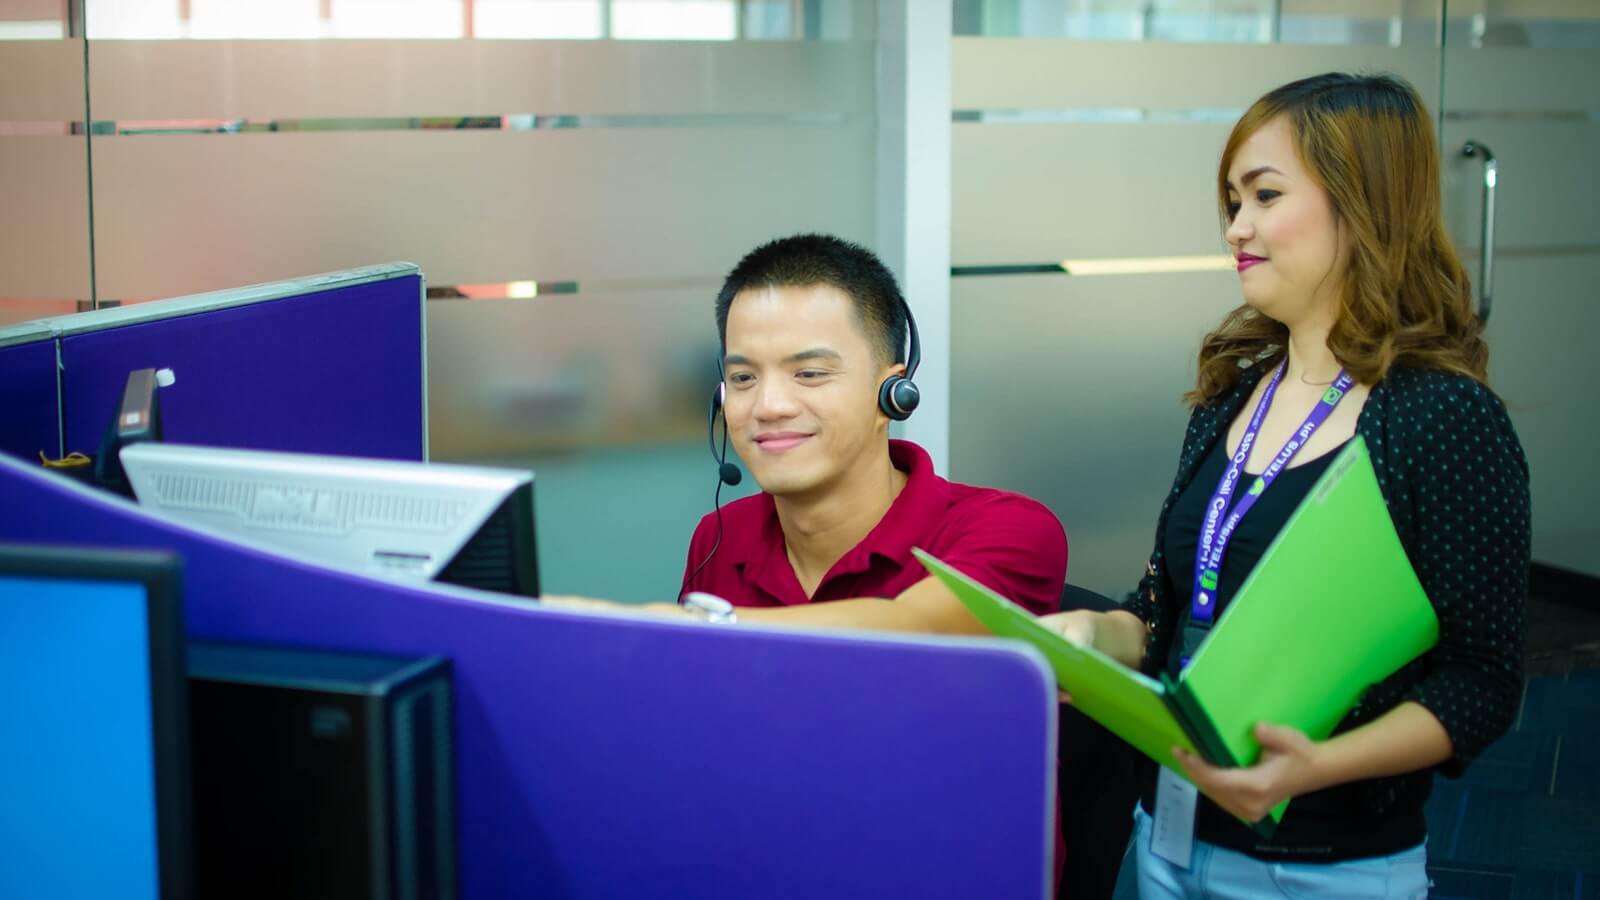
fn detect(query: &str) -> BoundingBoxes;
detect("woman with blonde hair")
[1043,72,1529,896]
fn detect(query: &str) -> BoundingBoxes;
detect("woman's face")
[1224,116,1345,329]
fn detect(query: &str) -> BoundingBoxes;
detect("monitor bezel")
[0,544,193,900]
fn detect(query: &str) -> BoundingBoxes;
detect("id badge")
[1151,767,1197,869]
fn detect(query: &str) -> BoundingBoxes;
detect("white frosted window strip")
[612,0,737,40]
[188,0,321,39]
[332,0,464,38]
[88,128,875,299]
[958,0,1433,41]
[85,0,183,39]
[951,38,1440,110]
[953,121,1233,264]
[0,41,86,119]
[0,21,64,39]
[87,40,876,119]
[0,137,91,300]
[474,0,603,38]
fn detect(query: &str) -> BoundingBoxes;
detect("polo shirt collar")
[733,440,949,603]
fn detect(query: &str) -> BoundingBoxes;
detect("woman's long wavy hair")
[1187,72,1487,407]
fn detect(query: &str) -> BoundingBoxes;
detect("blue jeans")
[1132,805,1430,899]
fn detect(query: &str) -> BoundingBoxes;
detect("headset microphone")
[707,380,741,486]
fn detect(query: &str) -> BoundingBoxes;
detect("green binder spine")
[1158,674,1283,839]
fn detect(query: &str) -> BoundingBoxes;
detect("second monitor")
[120,443,538,597]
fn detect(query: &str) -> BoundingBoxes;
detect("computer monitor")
[119,443,539,597]
[0,544,193,900]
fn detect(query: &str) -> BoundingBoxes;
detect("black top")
[1123,364,1531,862]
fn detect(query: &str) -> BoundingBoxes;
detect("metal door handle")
[1462,141,1497,323]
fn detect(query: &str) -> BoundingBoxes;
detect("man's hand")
[1035,609,1100,704]
[1172,722,1324,824]
[1033,608,1148,699]
[1037,609,1098,648]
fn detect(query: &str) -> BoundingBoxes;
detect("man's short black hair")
[715,234,907,366]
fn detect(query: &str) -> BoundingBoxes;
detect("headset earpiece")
[878,373,921,421]
[876,297,922,421]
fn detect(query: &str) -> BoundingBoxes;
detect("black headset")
[684,299,921,593]
[877,302,922,422]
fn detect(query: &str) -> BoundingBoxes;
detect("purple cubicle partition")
[54,264,425,462]
[0,328,60,462]
[0,455,1057,900]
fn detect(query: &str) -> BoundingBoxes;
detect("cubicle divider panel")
[0,456,1057,900]
[56,267,424,462]
[0,330,61,463]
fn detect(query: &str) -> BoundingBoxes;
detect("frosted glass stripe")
[89,127,874,299]
[952,38,1441,112]
[88,39,875,120]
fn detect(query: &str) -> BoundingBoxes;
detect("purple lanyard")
[1190,363,1355,626]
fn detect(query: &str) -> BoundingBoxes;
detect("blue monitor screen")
[0,576,160,900]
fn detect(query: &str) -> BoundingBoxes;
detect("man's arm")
[732,576,987,634]
[544,576,988,635]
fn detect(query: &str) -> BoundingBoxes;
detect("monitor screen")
[0,546,191,900]
[121,443,538,597]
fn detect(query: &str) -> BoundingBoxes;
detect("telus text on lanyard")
[1182,361,1356,667]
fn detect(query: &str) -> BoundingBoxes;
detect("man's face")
[721,283,895,500]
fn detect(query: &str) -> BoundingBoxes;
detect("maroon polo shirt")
[679,440,1067,613]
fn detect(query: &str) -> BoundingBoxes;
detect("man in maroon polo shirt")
[550,234,1066,626]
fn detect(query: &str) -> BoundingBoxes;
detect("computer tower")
[188,642,456,900]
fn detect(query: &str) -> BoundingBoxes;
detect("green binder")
[916,436,1439,836]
